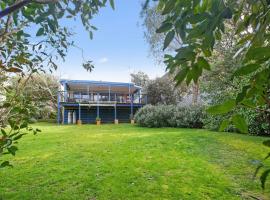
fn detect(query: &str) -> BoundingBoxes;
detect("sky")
[55,0,166,82]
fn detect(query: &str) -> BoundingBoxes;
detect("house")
[57,79,146,124]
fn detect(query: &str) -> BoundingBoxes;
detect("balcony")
[58,91,147,105]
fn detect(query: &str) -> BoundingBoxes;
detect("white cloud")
[98,57,109,64]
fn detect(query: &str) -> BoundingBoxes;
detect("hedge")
[134,104,205,128]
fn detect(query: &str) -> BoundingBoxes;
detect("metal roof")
[60,79,141,89]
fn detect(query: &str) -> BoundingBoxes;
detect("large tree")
[141,3,200,104]
[0,0,114,168]
[145,75,182,105]
[8,74,59,120]
[130,71,150,88]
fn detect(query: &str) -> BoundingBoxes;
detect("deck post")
[114,104,118,124]
[62,106,65,124]
[128,83,131,103]
[130,94,134,117]
[87,86,90,102]
[91,88,94,101]
[97,93,100,118]
[109,85,111,102]
[114,105,117,119]
[77,104,82,125]
[79,105,81,120]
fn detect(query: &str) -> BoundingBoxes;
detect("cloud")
[98,57,109,64]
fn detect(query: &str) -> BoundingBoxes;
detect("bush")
[134,104,205,128]
[203,107,270,135]
[241,108,270,135]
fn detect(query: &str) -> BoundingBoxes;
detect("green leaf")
[156,23,172,33]
[260,169,270,189]
[20,122,28,129]
[13,134,25,141]
[234,64,261,76]
[236,85,250,103]
[23,33,31,37]
[207,99,236,114]
[232,114,248,133]
[263,140,270,148]
[188,13,209,24]
[197,57,210,70]
[246,47,270,61]
[175,47,196,61]
[190,64,202,83]
[0,161,12,168]
[36,28,44,36]
[109,0,115,10]
[174,67,189,86]
[186,72,193,85]
[254,163,264,179]
[265,153,270,160]
[35,16,46,24]
[7,146,18,156]
[89,31,93,39]
[162,0,176,15]
[163,30,175,50]
[1,128,7,136]
[219,119,230,132]
[203,32,215,50]
[241,99,256,108]
[48,19,56,33]
[16,30,24,39]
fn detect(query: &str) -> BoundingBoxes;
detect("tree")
[149,0,270,189]
[8,74,59,120]
[130,71,150,88]
[141,4,170,64]
[0,0,114,168]
[141,3,200,105]
[145,75,182,105]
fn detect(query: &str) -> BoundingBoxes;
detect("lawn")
[0,123,270,200]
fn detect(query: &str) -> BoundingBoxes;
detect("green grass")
[0,123,270,200]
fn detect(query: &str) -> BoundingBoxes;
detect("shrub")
[240,108,270,135]
[134,104,205,128]
[203,107,270,135]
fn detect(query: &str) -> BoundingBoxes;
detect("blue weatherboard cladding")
[58,79,144,124]
[63,106,140,124]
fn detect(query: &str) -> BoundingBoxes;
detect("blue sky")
[55,0,165,82]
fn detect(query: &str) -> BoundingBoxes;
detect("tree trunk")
[192,82,199,105]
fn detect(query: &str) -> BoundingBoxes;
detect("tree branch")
[0,0,31,19]
[0,0,58,19]
[33,0,58,4]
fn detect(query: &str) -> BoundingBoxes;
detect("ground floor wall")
[61,106,140,124]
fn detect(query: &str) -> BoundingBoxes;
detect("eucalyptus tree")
[0,0,114,168]
[148,0,270,189]
[146,75,182,105]
[141,3,201,105]
[8,74,60,120]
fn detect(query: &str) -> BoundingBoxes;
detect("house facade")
[57,80,146,124]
